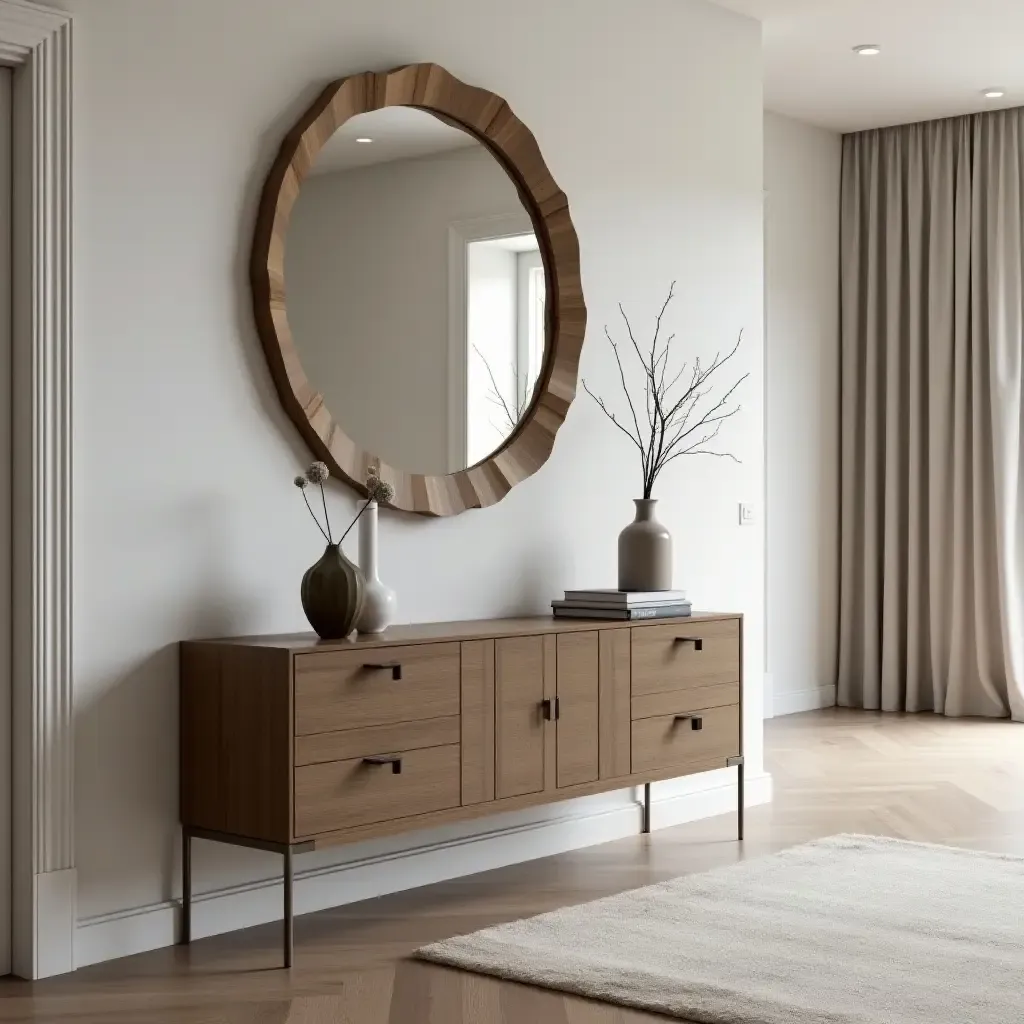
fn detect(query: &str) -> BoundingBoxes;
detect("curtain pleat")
[839,108,1024,720]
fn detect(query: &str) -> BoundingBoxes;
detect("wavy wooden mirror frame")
[251,63,586,516]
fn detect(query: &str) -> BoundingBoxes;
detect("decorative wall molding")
[76,773,772,968]
[0,0,65,63]
[2,0,75,980]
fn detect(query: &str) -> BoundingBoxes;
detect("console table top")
[184,611,742,653]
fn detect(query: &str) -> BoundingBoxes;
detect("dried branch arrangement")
[293,462,394,546]
[582,282,748,499]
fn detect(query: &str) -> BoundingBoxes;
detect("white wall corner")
[76,772,770,969]
[763,671,775,719]
[773,684,837,717]
[4,0,75,979]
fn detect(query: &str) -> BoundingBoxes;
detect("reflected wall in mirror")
[252,64,585,516]
[286,107,545,476]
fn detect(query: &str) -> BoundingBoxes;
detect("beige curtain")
[839,108,1024,721]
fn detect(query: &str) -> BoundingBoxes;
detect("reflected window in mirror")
[284,105,547,479]
[463,232,546,468]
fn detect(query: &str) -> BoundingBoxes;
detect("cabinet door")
[556,631,599,788]
[495,635,546,799]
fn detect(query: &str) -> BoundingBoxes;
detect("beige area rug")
[417,834,1024,1023]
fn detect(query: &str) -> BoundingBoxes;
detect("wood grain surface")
[494,635,547,799]
[187,611,741,652]
[293,643,461,735]
[630,703,740,775]
[598,628,632,780]
[630,619,741,697]
[294,744,462,837]
[460,639,496,806]
[555,631,599,788]
[180,643,293,843]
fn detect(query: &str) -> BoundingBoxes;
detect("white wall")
[59,0,765,964]
[287,145,522,475]
[763,111,841,717]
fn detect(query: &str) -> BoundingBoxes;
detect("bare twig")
[583,285,746,497]
[582,379,648,455]
[474,345,524,434]
[302,490,331,544]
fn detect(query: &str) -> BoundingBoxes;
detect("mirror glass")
[285,107,547,476]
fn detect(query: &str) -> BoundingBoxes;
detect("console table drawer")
[294,642,460,735]
[631,682,740,721]
[631,703,739,774]
[295,716,461,767]
[630,620,739,697]
[294,743,461,837]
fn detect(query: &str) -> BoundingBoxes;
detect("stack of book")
[551,589,692,620]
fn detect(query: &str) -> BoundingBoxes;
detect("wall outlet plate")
[739,502,756,525]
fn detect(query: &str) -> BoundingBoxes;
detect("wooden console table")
[179,612,744,965]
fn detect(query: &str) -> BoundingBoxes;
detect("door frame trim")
[0,0,74,979]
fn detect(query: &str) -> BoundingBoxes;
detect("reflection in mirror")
[285,106,545,477]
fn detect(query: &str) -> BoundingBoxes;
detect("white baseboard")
[773,684,836,717]
[75,771,772,969]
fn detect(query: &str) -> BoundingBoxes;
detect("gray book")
[564,588,689,607]
[552,601,692,620]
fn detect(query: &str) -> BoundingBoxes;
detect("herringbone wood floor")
[2,708,1022,1022]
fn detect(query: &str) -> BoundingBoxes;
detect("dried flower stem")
[302,489,331,544]
[319,483,333,544]
[338,497,373,548]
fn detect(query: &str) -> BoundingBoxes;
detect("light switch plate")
[739,502,756,526]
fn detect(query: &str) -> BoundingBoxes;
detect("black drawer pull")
[673,714,704,731]
[364,661,402,681]
[363,754,403,775]
[540,697,561,721]
[675,637,704,652]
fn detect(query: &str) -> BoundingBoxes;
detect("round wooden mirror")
[251,63,586,516]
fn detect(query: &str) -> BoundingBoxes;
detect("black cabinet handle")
[541,698,561,721]
[673,714,704,731]
[675,637,704,652]
[364,661,402,681]
[363,754,403,775]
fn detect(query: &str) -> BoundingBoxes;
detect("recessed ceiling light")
[853,44,881,56]
[355,137,373,144]
[983,88,1006,99]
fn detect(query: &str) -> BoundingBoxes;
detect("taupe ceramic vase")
[618,499,672,591]
[301,543,365,640]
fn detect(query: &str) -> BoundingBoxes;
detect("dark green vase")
[301,544,365,640]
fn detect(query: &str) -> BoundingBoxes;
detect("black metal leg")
[737,760,745,841]
[181,826,191,944]
[283,844,294,968]
[641,782,651,834]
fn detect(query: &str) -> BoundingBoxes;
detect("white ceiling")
[712,0,1024,132]
[313,107,477,174]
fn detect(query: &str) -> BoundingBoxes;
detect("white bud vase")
[355,501,397,634]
